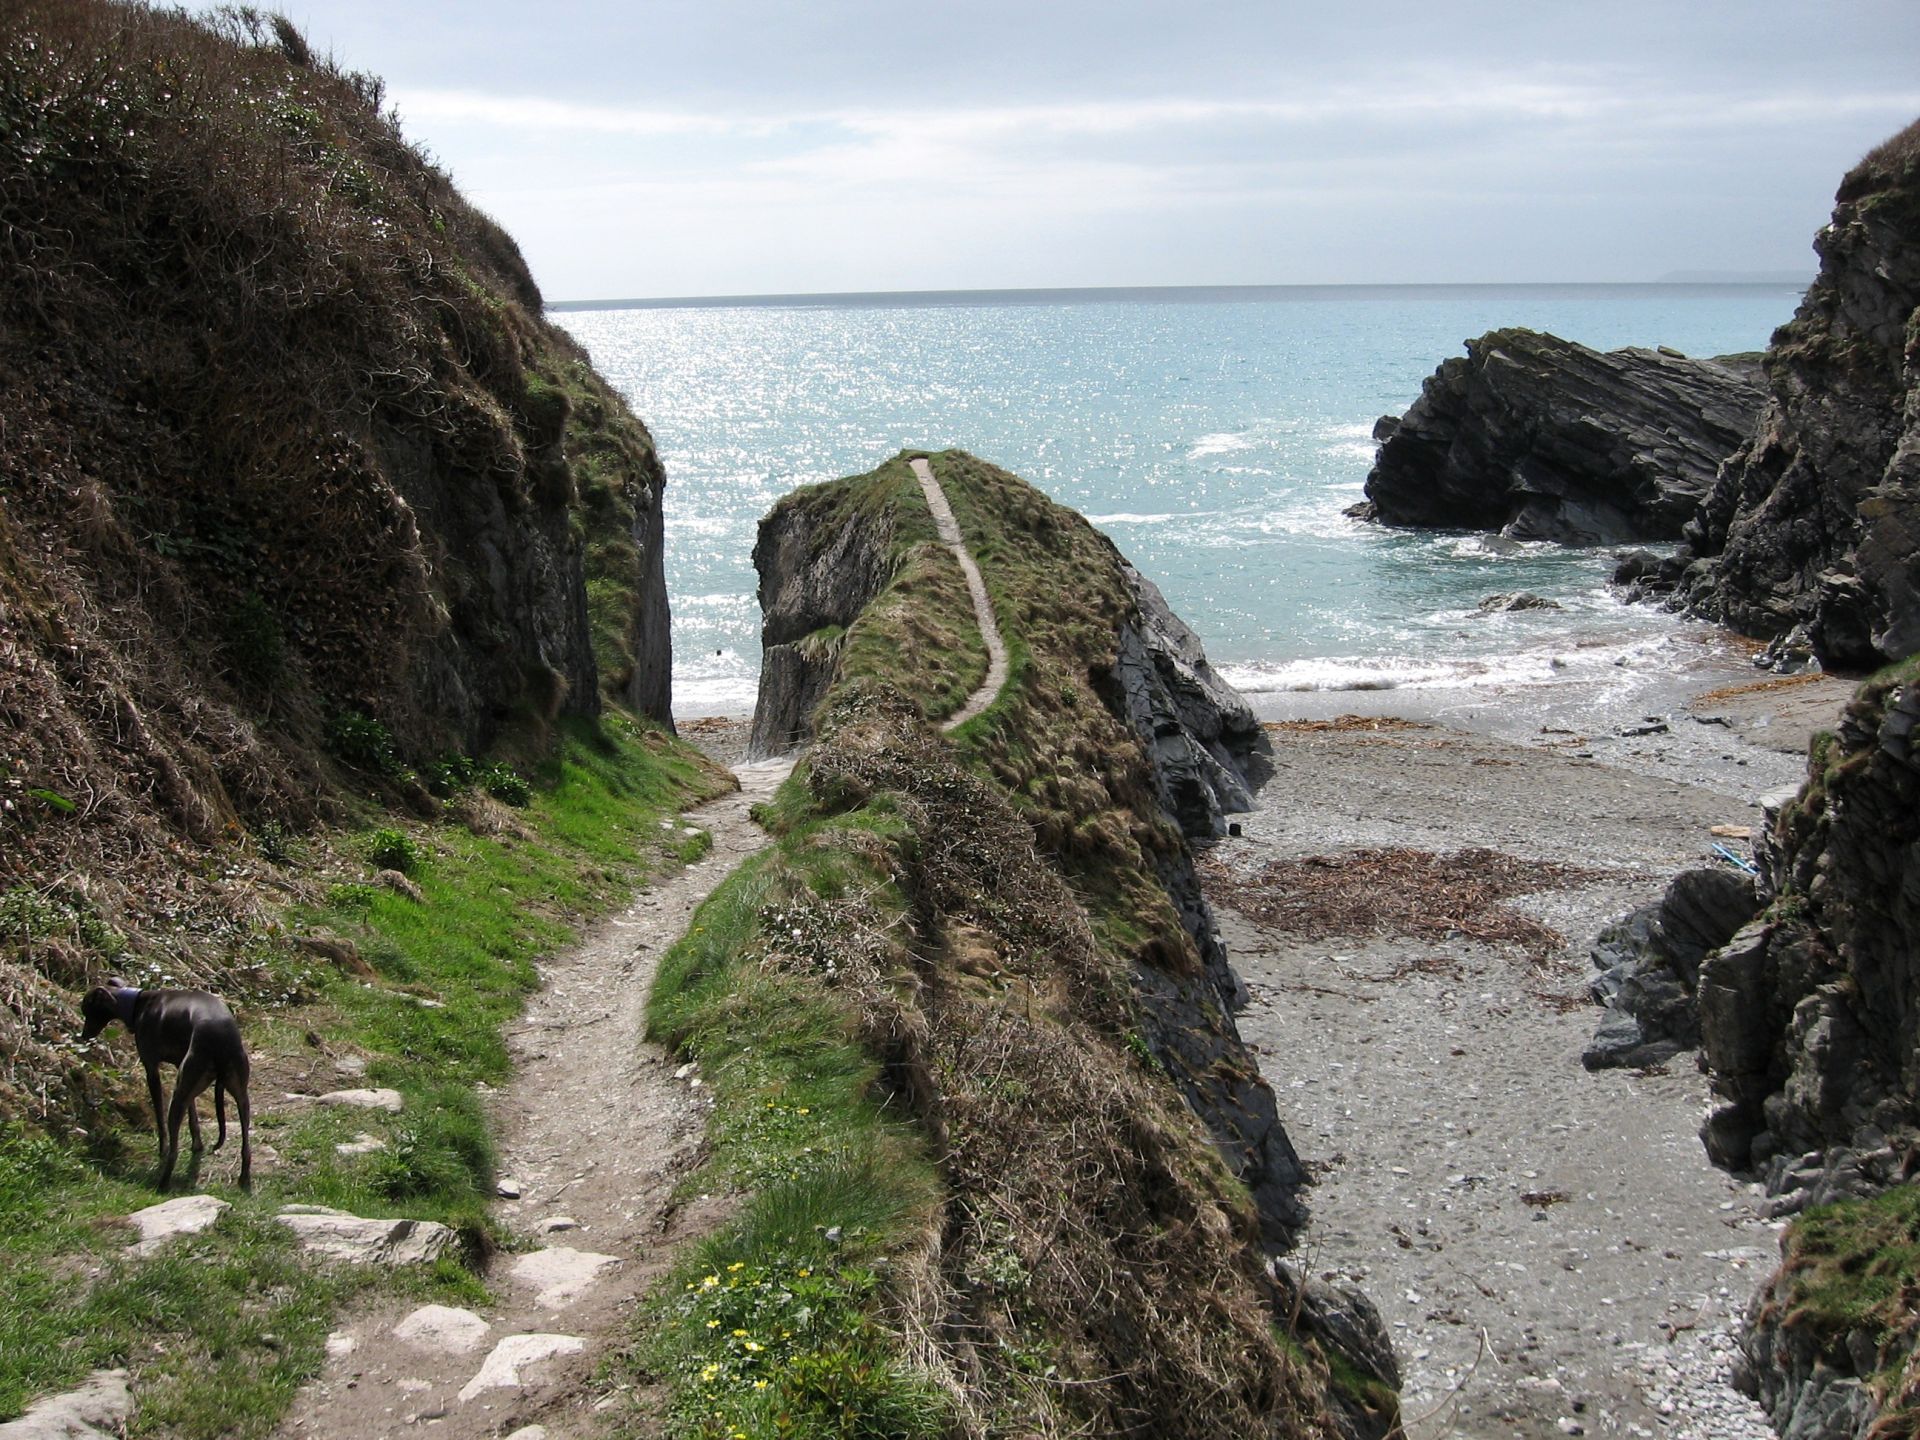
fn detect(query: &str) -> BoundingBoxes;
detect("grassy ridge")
[0,712,728,1436]
[632,453,1359,1438]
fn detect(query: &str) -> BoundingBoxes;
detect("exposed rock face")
[1696,664,1920,1191]
[1112,560,1263,838]
[1361,329,1764,544]
[747,490,895,758]
[1583,867,1760,1071]
[1680,121,1920,669]
[1736,1264,1882,1440]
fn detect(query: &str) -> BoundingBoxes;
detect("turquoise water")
[557,285,1799,715]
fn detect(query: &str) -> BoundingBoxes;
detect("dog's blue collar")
[110,987,141,1025]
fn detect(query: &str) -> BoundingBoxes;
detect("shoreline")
[1205,661,1852,1438]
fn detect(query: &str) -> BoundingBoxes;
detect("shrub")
[364,827,421,875]
[327,711,401,776]
[422,754,481,798]
[481,763,531,807]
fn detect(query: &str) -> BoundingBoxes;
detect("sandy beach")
[1207,661,1857,1439]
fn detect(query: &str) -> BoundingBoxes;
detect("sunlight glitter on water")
[557,285,1798,717]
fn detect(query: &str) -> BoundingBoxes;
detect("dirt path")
[910,456,1008,729]
[1206,722,1784,1440]
[276,758,792,1440]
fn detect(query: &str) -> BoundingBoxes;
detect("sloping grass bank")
[0,712,728,1437]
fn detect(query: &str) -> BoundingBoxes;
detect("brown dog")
[81,983,252,1189]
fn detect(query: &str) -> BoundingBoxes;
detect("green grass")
[1774,1185,1920,1425]
[630,778,949,1439]
[1,709,728,1435]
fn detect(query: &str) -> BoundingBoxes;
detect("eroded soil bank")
[1208,673,1853,1440]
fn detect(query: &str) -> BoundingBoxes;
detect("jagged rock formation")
[1582,868,1760,1071]
[1685,661,1920,1438]
[1359,329,1764,544]
[1697,661,1920,1193]
[1680,120,1920,670]
[1114,561,1265,838]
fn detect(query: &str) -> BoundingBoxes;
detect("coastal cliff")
[1680,121,1920,670]
[1359,329,1764,544]
[0,3,672,1112]
[1679,658,1920,1437]
[708,450,1394,1438]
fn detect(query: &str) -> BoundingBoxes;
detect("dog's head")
[79,986,121,1041]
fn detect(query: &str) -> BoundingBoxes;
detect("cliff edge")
[1680,119,1920,669]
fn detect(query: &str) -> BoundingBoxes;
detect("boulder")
[456,1333,584,1404]
[0,1370,130,1440]
[316,1087,404,1112]
[274,1205,455,1265]
[1583,868,1760,1070]
[126,1193,230,1256]
[1363,329,1763,545]
[1478,591,1562,613]
[508,1246,621,1309]
[393,1304,491,1354]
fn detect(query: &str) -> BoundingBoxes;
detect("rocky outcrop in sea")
[1679,120,1920,670]
[1358,328,1764,544]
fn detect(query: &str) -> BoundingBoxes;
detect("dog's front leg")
[144,1063,169,1156]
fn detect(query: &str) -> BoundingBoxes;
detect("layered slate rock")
[1679,121,1920,669]
[1113,560,1264,837]
[1361,329,1764,544]
[1583,868,1760,1070]
[1697,664,1920,1189]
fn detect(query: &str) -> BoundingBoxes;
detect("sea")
[556,284,1801,730]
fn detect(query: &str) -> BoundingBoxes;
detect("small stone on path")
[126,1194,229,1256]
[509,1246,621,1308]
[541,1215,578,1233]
[392,1304,491,1353]
[274,1205,454,1265]
[325,1332,356,1360]
[496,1176,524,1199]
[334,1132,385,1156]
[503,1428,548,1440]
[457,1334,584,1403]
[316,1088,404,1112]
[0,1367,131,1440]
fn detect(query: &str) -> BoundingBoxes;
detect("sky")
[276,0,1920,303]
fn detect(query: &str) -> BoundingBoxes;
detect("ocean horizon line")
[549,277,1808,314]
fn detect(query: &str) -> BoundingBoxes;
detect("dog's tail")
[212,1078,229,1151]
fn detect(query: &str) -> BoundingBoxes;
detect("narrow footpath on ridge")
[911,455,1009,729]
[275,759,793,1440]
